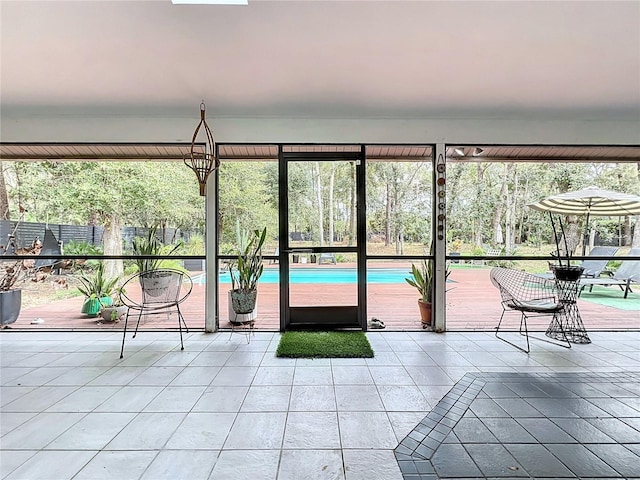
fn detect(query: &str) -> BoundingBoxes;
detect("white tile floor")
[1,330,639,480]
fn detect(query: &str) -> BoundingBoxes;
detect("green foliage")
[405,259,433,303]
[76,262,120,300]
[229,227,266,293]
[132,227,182,273]
[64,240,103,256]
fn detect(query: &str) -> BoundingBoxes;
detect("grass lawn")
[276,331,374,358]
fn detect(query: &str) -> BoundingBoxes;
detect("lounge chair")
[579,248,640,299]
[580,246,619,278]
[318,253,336,265]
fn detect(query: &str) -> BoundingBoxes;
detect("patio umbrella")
[529,186,640,255]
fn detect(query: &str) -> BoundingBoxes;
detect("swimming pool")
[217,267,411,284]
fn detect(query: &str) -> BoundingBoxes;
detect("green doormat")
[276,331,374,358]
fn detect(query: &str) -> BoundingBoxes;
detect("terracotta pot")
[418,299,432,326]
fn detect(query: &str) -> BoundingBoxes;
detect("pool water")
[218,267,411,284]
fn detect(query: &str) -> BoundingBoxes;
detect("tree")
[7,161,205,279]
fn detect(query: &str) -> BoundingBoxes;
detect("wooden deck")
[7,266,639,332]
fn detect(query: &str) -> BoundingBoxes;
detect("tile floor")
[1,330,639,480]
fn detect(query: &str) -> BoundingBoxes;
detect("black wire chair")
[490,267,571,353]
[119,269,193,358]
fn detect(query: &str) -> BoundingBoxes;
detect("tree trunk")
[632,216,640,248]
[314,162,324,246]
[492,165,508,246]
[385,181,391,246]
[328,163,335,247]
[103,214,124,281]
[347,161,357,246]
[474,163,484,246]
[0,162,10,220]
[633,162,640,247]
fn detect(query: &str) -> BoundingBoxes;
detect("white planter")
[228,290,257,323]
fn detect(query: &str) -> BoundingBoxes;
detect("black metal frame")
[279,148,366,330]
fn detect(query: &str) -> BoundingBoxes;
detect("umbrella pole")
[582,210,591,257]
[549,212,563,267]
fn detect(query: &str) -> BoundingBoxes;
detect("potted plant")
[0,260,26,327]
[229,227,266,317]
[98,286,128,323]
[405,259,435,327]
[548,213,584,281]
[132,227,183,295]
[132,227,182,274]
[77,262,119,317]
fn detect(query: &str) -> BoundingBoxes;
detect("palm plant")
[132,227,182,273]
[76,262,120,300]
[405,259,434,303]
[230,227,266,293]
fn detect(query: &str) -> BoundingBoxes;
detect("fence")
[0,220,185,251]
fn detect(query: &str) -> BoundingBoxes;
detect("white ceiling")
[1,0,639,120]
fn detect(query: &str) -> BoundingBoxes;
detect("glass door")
[279,151,366,329]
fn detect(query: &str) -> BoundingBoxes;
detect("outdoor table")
[545,276,591,344]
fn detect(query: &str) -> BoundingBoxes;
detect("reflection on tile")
[106,412,185,449]
[74,450,157,480]
[5,450,97,480]
[224,412,286,449]
[278,449,345,480]
[283,412,340,449]
[209,450,280,480]
[343,449,403,480]
[140,450,219,480]
[339,412,397,449]
[192,386,248,412]
[45,412,136,450]
[166,412,235,449]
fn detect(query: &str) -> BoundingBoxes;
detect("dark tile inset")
[504,443,575,478]
[430,444,482,478]
[551,417,617,444]
[549,443,620,477]
[585,443,640,477]
[481,418,537,443]
[585,417,640,443]
[395,371,640,480]
[452,418,498,444]
[464,443,528,477]
[516,418,577,444]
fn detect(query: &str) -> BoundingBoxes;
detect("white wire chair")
[119,268,192,358]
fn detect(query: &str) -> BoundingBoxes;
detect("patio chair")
[579,248,640,299]
[34,228,63,274]
[490,267,570,353]
[318,253,337,265]
[580,246,619,278]
[119,269,193,358]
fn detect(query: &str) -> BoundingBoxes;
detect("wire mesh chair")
[119,269,193,358]
[490,267,571,353]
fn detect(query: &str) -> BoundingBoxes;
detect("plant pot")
[0,289,21,326]
[551,265,584,282]
[230,289,258,315]
[228,290,257,323]
[82,296,113,317]
[100,305,128,323]
[418,299,432,326]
